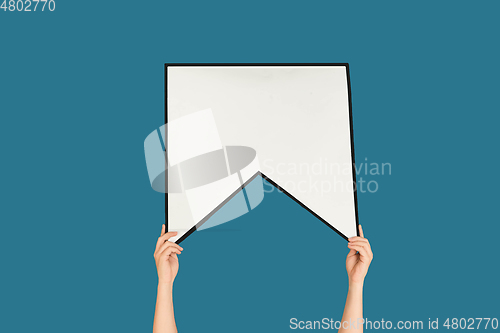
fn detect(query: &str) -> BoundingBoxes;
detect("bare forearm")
[339,282,364,333]
[153,283,177,333]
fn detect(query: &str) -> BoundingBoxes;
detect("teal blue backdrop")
[1,1,499,332]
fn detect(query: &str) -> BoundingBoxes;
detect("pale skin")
[341,224,373,333]
[152,224,373,333]
[152,225,183,333]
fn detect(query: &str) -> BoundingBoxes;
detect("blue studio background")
[1,1,499,332]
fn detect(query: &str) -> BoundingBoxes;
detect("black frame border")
[164,63,359,243]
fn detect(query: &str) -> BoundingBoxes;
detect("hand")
[154,225,183,286]
[346,225,373,286]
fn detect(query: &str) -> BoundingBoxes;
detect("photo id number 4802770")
[1,0,55,11]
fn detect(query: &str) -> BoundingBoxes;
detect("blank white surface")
[168,66,357,239]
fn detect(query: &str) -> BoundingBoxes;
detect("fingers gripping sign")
[154,225,184,285]
[346,225,373,285]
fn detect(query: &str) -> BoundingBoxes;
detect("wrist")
[158,280,174,291]
[348,280,364,291]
